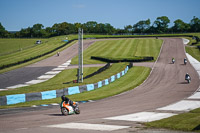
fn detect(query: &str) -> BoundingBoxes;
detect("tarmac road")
[0,38,199,133]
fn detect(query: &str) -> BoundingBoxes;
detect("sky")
[0,0,200,31]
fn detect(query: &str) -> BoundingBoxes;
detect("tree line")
[0,16,200,38]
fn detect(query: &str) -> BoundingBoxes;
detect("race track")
[0,40,96,89]
[0,38,199,133]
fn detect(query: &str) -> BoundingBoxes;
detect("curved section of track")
[0,40,96,89]
[0,38,199,133]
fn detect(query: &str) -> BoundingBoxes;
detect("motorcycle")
[60,101,80,116]
[172,58,175,64]
[184,59,187,65]
[185,75,191,83]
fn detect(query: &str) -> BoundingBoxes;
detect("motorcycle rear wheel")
[61,108,69,116]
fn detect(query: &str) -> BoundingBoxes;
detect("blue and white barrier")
[0,65,130,106]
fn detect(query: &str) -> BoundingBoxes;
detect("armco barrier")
[0,65,131,106]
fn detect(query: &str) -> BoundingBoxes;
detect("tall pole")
[81,29,83,82]
[78,28,83,83]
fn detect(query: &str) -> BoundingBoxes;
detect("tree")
[133,19,151,33]
[172,19,190,33]
[124,25,133,34]
[153,16,170,33]
[0,22,7,37]
[18,27,32,37]
[83,21,98,33]
[96,23,106,34]
[104,23,115,35]
[74,23,82,33]
[32,23,45,37]
[190,16,200,32]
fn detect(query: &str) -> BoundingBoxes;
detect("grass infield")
[0,66,151,108]
[71,38,162,64]
[0,63,128,96]
[145,108,200,132]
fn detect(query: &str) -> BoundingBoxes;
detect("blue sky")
[0,0,200,31]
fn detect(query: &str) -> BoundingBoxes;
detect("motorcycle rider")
[184,58,187,65]
[185,73,191,81]
[61,95,76,108]
[172,57,175,64]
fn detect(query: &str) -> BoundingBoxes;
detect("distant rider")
[184,58,187,64]
[172,58,175,64]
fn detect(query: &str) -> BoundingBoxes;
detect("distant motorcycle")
[184,58,187,65]
[60,101,80,116]
[172,58,175,64]
[185,74,191,83]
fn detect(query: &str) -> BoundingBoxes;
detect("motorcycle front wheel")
[75,107,80,114]
[61,108,69,116]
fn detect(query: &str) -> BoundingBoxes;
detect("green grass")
[146,108,200,132]
[0,63,128,96]
[71,39,163,64]
[0,38,47,55]
[0,36,67,69]
[0,33,198,73]
[0,66,151,109]
[0,37,76,73]
[186,46,200,62]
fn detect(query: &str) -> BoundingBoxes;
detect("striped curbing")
[104,112,177,122]
[45,122,130,131]
[157,100,200,112]
[0,65,130,106]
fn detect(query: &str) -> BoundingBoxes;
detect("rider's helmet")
[61,95,69,102]
[65,97,69,102]
[61,95,66,101]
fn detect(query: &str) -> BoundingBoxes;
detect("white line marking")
[7,84,29,89]
[66,60,71,63]
[45,71,61,75]
[182,38,190,45]
[186,53,200,73]
[51,103,59,106]
[62,62,70,66]
[58,65,68,68]
[104,112,176,122]
[37,75,55,80]
[157,100,200,111]
[26,79,47,85]
[52,68,65,71]
[45,123,130,131]
[0,89,8,91]
[188,92,200,99]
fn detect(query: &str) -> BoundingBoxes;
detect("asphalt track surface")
[0,38,200,133]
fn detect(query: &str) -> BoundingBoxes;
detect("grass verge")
[71,39,162,64]
[185,46,200,62]
[0,40,77,74]
[0,66,151,109]
[0,38,48,55]
[0,63,127,96]
[145,108,200,132]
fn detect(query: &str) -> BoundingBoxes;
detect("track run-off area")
[0,38,200,133]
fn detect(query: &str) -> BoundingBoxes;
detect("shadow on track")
[47,114,63,117]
